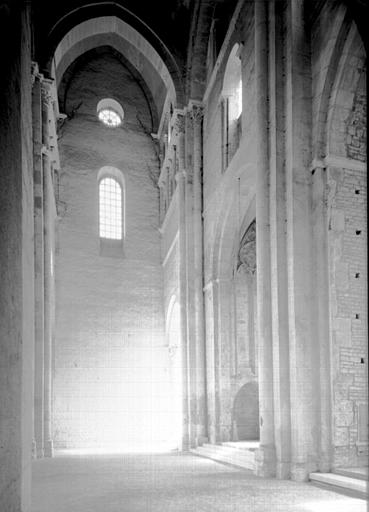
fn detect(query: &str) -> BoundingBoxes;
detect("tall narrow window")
[221,43,243,171]
[99,177,122,240]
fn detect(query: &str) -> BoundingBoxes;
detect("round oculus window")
[98,108,122,127]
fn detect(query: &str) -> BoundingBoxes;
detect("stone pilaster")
[267,0,292,480]
[311,163,332,472]
[33,70,45,459]
[254,0,276,478]
[190,103,207,444]
[284,0,319,480]
[41,83,54,458]
[175,111,190,450]
[203,279,221,444]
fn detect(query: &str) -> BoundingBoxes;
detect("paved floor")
[31,452,367,512]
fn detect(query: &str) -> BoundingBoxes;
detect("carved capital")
[238,220,256,274]
[174,113,185,134]
[41,86,53,106]
[190,104,204,124]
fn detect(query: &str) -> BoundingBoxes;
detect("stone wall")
[0,3,34,511]
[328,165,367,467]
[54,51,171,449]
[324,22,368,467]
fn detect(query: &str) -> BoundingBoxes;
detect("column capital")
[189,103,204,124]
[173,112,186,134]
[41,85,53,106]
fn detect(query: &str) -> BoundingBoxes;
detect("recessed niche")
[356,230,362,235]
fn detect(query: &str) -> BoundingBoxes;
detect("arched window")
[99,177,122,240]
[221,43,243,170]
[98,167,125,256]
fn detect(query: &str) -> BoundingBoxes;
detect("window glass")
[99,177,122,240]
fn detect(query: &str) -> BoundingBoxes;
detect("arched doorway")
[232,220,260,442]
[233,382,260,441]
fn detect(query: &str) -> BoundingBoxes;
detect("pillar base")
[44,439,54,458]
[32,439,37,459]
[291,461,319,482]
[33,439,45,459]
[196,434,208,446]
[276,461,291,479]
[318,455,332,473]
[36,447,45,459]
[318,462,331,473]
[255,444,276,478]
[181,431,190,452]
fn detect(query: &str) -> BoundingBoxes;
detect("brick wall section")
[54,52,171,449]
[328,166,368,467]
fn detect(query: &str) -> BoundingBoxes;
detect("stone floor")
[31,452,368,512]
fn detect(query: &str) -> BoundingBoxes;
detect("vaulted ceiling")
[32,0,241,104]
[31,0,366,110]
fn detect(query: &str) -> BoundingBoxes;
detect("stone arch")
[44,13,183,123]
[205,169,256,442]
[232,381,260,441]
[211,171,256,283]
[312,8,352,160]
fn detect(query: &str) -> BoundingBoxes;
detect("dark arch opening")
[233,382,260,441]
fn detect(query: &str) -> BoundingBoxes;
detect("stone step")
[204,443,257,461]
[191,443,256,471]
[309,471,369,499]
[222,441,259,452]
[193,447,255,470]
[200,445,256,463]
[333,467,368,481]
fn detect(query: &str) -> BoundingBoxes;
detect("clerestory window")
[99,177,122,240]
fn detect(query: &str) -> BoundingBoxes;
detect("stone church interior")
[0,0,367,510]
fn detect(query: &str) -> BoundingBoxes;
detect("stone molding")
[311,155,366,173]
